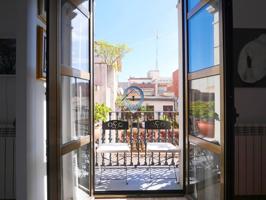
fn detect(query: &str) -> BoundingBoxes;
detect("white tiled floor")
[95,166,182,191]
[96,198,187,200]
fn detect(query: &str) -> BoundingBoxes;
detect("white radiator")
[0,125,15,199]
[235,124,266,195]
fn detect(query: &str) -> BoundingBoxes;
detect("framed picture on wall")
[0,39,16,74]
[234,28,266,87]
[36,26,47,80]
[38,0,47,23]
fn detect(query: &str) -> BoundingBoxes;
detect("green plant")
[115,95,124,109]
[94,40,131,72]
[160,113,179,128]
[190,101,219,122]
[94,103,112,123]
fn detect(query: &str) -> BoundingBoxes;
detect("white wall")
[16,0,47,199]
[25,0,47,199]
[233,0,266,124]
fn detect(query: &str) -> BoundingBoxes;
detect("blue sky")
[94,0,179,81]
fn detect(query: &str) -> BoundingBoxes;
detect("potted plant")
[94,103,111,124]
[190,101,219,138]
[94,103,112,142]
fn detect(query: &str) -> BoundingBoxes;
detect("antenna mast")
[155,31,159,70]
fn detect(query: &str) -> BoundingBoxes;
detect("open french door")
[179,0,233,199]
[47,0,94,199]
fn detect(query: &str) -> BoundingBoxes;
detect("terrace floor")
[95,166,182,191]
[97,198,188,200]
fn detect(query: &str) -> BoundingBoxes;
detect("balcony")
[94,111,182,191]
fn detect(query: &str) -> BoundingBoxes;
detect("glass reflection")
[61,76,76,144]
[62,145,90,200]
[81,0,89,9]
[76,79,90,137]
[61,2,89,72]
[189,144,221,200]
[189,76,220,144]
[188,0,220,72]
[61,77,90,144]
[188,0,200,12]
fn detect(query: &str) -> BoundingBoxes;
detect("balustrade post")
[115,112,119,143]
[95,149,98,166]
[157,112,161,165]
[151,128,154,165]
[165,127,169,142]
[101,127,105,144]
[144,129,147,165]
[130,115,133,166]
[165,128,169,165]
[101,127,105,166]
[108,112,112,166]
[137,118,140,166]
[122,113,127,166]
[144,112,147,165]
[171,114,175,165]
[108,112,112,143]
[116,112,119,165]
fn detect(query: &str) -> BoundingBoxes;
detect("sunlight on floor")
[96,198,188,200]
[95,167,181,191]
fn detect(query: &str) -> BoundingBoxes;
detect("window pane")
[61,76,76,143]
[61,77,90,144]
[76,79,90,137]
[189,144,221,199]
[188,0,200,12]
[61,2,89,72]
[62,145,90,200]
[189,75,220,144]
[188,1,220,72]
[81,0,89,9]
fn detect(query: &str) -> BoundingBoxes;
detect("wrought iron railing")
[95,111,179,167]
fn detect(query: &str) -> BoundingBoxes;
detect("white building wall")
[107,66,117,110]
[94,62,108,105]
[94,61,118,111]
[142,100,175,112]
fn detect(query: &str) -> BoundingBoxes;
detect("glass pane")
[61,2,89,72]
[188,0,200,12]
[76,79,90,137]
[189,144,221,200]
[62,145,90,200]
[189,75,221,144]
[61,77,90,144]
[188,1,220,72]
[61,76,76,143]
[80,0,89,9]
